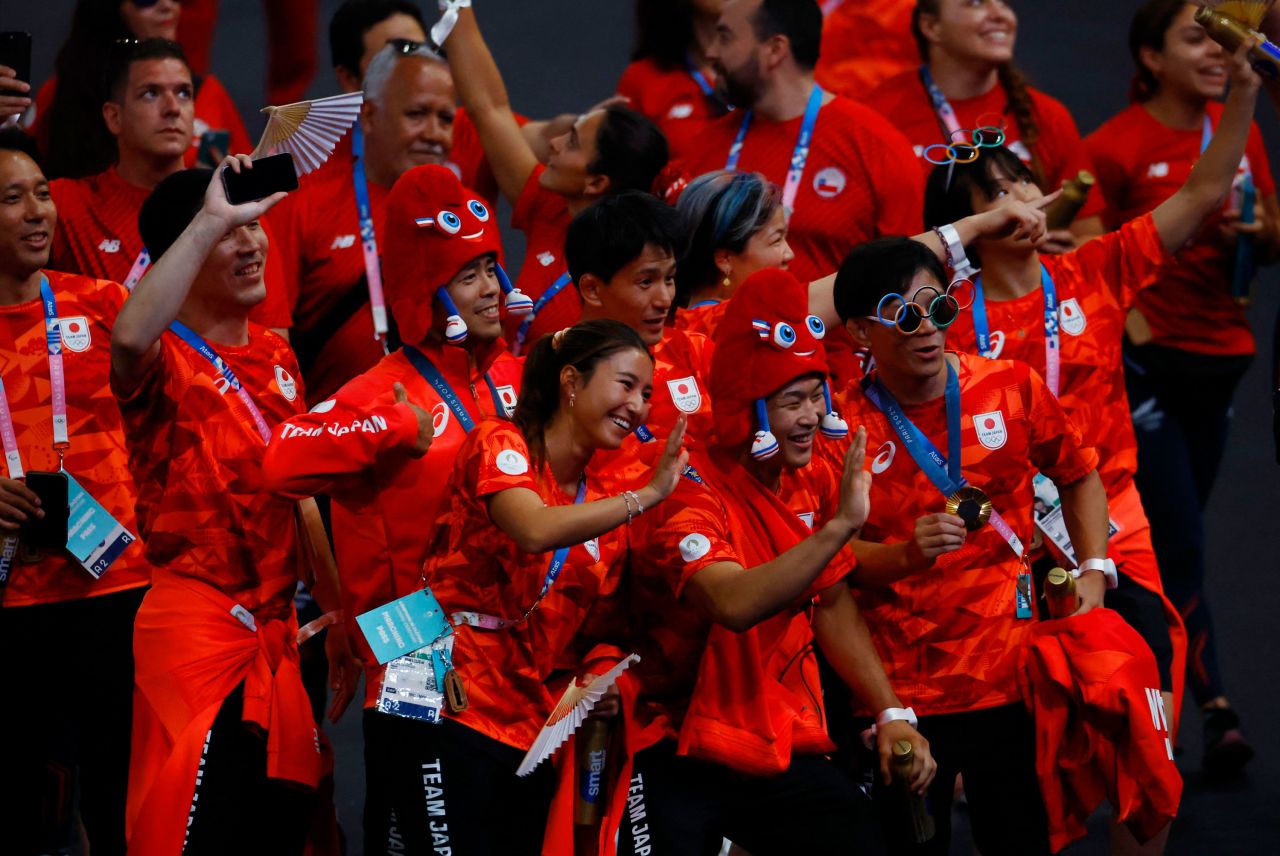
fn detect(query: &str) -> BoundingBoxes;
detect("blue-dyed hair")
[675,170,781,307]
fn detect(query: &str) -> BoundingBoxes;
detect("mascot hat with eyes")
[382,164,532,346]
[710,268,848,459]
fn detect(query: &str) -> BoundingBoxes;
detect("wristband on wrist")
[860,706,918,748]
[936,223,978,279]
[1074,557,1118,590]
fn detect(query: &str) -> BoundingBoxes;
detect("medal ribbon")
[919,66,965,142]
[402,344,505,433]
[169,320,273,445]
[973,266,1060,397]
[725,84,823,215]
[123,247,151,291]
[860,363,1024,557]
[0,277,73,582]
[352,125,390,348]
[512,271,572,356]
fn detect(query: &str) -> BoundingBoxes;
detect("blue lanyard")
[860,363,964,496]
[539,476,587,599]
[513,271,572,355]
[402,345,505,433]
[725,84,823,214]
[685,55,731,111]
[689,299,721,309]
[169,320,274,444]
[919,65,965,141]
[352,125,389,343]
[972,266,1060,397]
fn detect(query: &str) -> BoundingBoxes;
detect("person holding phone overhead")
[0,128,154,856]
[0,31,33,125]
[46,40,292,332]
[109,159,345,855]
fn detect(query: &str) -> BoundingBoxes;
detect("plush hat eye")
[438,210,462,235]
[806,315,825,339]
[467,199,490,222]
[772,322,796,349]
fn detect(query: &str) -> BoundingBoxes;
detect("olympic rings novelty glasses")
[922,125,1007,166]
[867,278,976,335]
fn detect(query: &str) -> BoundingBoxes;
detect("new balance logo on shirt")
[98,239,121,253]
[330,234,357,250]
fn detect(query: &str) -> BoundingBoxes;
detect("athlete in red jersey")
[865,0,1103,251]
[616,1,732,156]
[814,0,918,97]
[0,130,152,856]
[29,1,249,179]
[832,238,1110,855]
[673,170,793,341]
[401,321,685,855]
[616,269,933,856]
[110,161,350,854]
[565,192,716,458]
[46,40,290,329]
[441,8,669,354]
[262,164,531,853]
[1086,1,1280,776]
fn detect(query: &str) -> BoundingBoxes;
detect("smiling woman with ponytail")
[865,0,1104,251]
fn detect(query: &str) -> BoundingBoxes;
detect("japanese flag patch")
[974,411,1008,450]
[274,365,298,401]
[667,377,703,414]
[1058,299,1086,336]
[57,316,92,353]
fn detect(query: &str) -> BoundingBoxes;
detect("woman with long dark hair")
[26,0,249,179]
[865,0,1103,251]
[406,319,687,854]
[674,169,792,338]
[616,0,729,155]
[1084,0,1280,776]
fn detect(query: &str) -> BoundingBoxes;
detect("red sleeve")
[643,477,742,598]
[615,62,651,116]
[48,178,79,274]
[1024,365,1098,486]
[858,110,924,236]
[1083,123,1132,231]
[512,165,553,235]
[470,422,541,498]
[250,217,294,328]
[261,393,420,500]
[1058,212,1170,308]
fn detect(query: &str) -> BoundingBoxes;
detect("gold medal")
[946,486,992,531]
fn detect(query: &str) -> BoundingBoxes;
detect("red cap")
[709,268,830,449]
[382,164,504,345]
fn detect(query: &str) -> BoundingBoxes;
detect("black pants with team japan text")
[362,711,554,856]
[616,740,885,856]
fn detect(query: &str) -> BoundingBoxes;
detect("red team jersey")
[616,58,727,157]
[675,95,923,285]
[866,71,1105,221]
[113,325,306,621]
[262,339,524,705]
[267,159,390,405]
[628,446,855,773]
[48,168,294,329]
[422,420,625,750]
[837,354,1096,715]
[1085,101,1276,356]
[30,74,252,170]
[502,165,578,351]
[673,300,729,341]
[0,271,152,607]
[945,214,1169,496]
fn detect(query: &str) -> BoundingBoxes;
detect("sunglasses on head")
[868,279,975,335]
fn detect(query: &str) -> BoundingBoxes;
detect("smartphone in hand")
[221,153,298,205]
[0,32,32,85]
[21,470,69,551]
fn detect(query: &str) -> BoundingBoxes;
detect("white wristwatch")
[1074,557,1119,590]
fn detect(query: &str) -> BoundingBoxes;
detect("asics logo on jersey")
[330,234,356,249]
[432,402,451,436]
[872,441,897,474]
[98,239,121,253]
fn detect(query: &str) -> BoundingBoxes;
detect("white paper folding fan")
[516,654,639,777]
[252,92,365,177]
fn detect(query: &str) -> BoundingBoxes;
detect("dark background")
[6,2,1279,852]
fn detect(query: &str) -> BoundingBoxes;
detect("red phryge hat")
[709,268,848,459]
[382,164,532,346]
